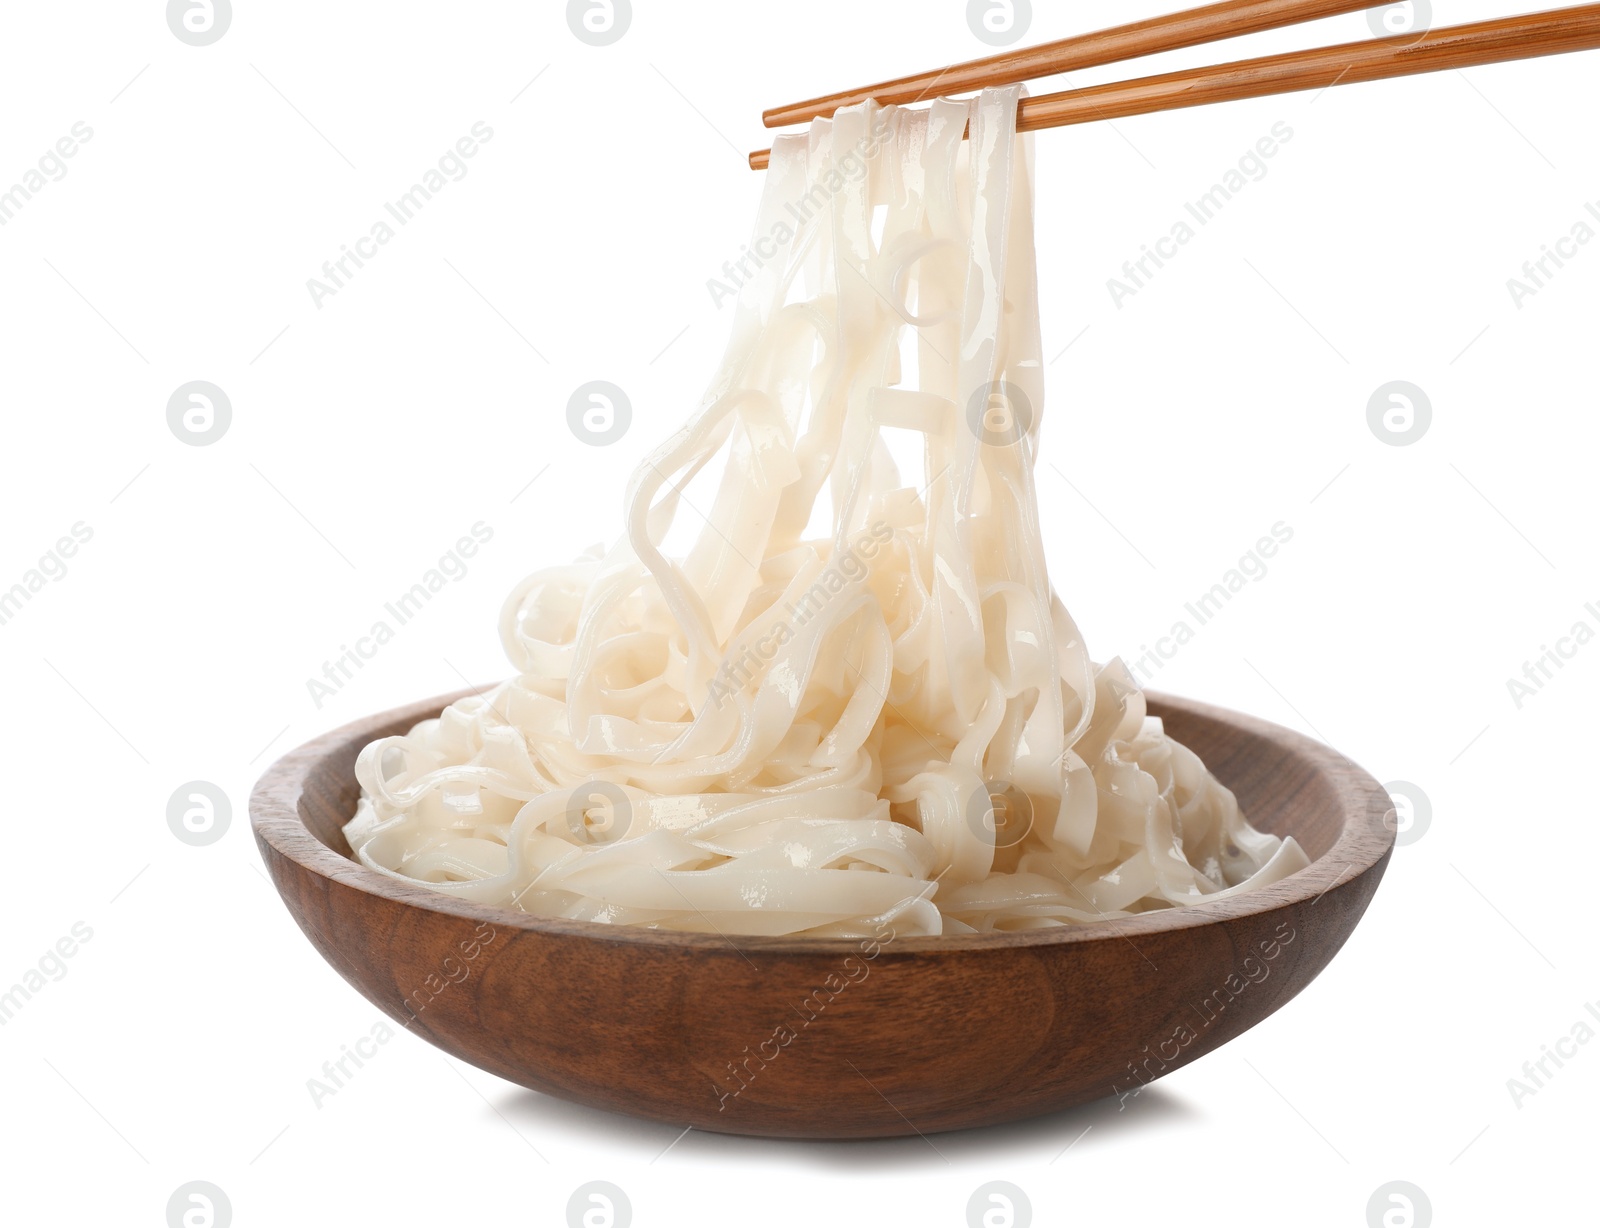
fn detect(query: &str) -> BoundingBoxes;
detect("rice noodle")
[345,87,1309,937]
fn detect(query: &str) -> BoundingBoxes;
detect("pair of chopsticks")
[748,0,1600,168]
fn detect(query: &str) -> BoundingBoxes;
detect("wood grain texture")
[251,687,1394,1139]
[748,4,1600,168]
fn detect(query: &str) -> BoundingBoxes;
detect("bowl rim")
[251,685,1395,955]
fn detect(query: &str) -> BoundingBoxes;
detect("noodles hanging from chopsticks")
[345,87,1308,936]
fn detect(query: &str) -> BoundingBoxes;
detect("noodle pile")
[346,88,1309,936]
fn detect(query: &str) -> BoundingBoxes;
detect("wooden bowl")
[251,687,1394,1139]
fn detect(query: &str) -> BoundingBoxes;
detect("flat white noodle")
[346,88,1310,937]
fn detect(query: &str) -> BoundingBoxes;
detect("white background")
[1,1,1594,1225]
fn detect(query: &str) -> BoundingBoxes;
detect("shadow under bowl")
[251,687,1394,1139]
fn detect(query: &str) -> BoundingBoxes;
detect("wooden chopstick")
[749,3,1600,170]
[763,0,1378,129]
